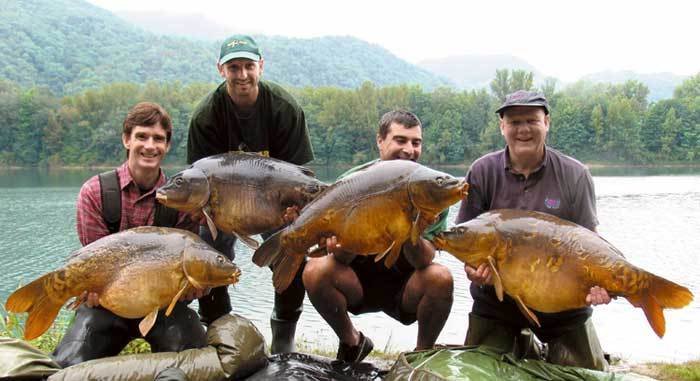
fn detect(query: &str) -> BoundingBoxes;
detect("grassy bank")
[1,309,151,355]
[631,361,700,381]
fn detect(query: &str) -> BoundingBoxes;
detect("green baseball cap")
[219,35,262,64]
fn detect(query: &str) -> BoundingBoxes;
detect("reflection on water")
[0,167,698,363]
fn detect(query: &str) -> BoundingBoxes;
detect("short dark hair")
[378,109,421,139]
[123,102,172,143]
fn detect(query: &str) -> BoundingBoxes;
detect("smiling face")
[500,106,550,164]
[218,57,264,105]
[122,122,170,174]
[377,122,423,161]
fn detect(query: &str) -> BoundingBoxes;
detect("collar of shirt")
[116,161,167,202]
[502,145,549,176]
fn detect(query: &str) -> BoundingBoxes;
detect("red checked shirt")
[76,161,197,246]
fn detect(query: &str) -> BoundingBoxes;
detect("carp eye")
[175,177,184,186]
[436,177,445,185]
[217,255,225,263]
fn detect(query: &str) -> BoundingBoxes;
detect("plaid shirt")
[76,162,197,246]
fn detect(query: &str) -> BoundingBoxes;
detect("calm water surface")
[0,166,698,363]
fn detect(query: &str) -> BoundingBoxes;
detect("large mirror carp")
[156,152,327,249]
[432,209,694,338]
[253,160,468,292]
[5,227,241,340]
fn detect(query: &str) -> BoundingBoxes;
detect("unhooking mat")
[245,352,383,380]
[0,336,61,380]
[385,346,652,381]
[0,313,267,381]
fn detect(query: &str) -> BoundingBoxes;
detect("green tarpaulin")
[386,346,652,381]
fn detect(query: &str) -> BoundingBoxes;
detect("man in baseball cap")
[455,89,611,371]
[187,33,314,355]
[218,34,262,64]
[495,90,550,116]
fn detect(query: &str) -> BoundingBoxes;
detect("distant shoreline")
[2,162,700,171]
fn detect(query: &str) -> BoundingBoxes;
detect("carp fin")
[233,231,259,250]
[253,229,283,267]
[487,256,504,302]
[410,211,421,245]
[375,241,395,262]
[382,240,403,269]
[272,253,305,293]
[5,273,66,340]
[631,293,665,338]
[166,281,189,317]
[514,295,541,327]
[202,207,218,241]
[626,273,693,338]
[139,309,159,337]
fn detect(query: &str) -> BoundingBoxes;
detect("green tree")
[489,69,534,101]
[540,77,558,101]
[660,108,682,158]
[673,73,700,99]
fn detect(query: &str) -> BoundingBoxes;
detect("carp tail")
[271,253,304,293]
[5,273,64,340]
[626,274,693,338]
[648,274,693,309]
[253,230,283,267]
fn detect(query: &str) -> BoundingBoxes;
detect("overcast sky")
[88,0,699,82]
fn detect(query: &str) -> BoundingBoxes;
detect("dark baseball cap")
[495,90,550,116]
[219,34,262,65]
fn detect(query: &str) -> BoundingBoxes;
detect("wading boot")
[270,318,297,354]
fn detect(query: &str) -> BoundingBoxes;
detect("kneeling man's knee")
[424,264,453,293]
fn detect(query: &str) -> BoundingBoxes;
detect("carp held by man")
[5,227,241,340]
[253,160,468,292]
[432,209,694,338]
[156,152,327,249]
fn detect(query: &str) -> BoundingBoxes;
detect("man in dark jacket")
[187,34,314,354]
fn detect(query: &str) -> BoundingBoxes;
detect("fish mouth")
[229,268,242,284]
[155,192,167,202]
[432,235,446,250]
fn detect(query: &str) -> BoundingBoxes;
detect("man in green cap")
[187,34,314,354]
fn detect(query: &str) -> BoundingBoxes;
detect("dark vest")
[98,170,179,233]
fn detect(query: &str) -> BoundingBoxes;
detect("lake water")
[0,166,698,364]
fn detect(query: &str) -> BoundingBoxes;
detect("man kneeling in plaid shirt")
[52,102,208,368]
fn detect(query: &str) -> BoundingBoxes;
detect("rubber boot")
[515,329,545,360]
[270,318,297,354]
[546,317,608,371]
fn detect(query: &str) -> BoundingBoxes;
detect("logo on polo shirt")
[544,197,560,209]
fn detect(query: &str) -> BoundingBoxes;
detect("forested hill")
[580,71,687,101]
[0,0,450,95]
